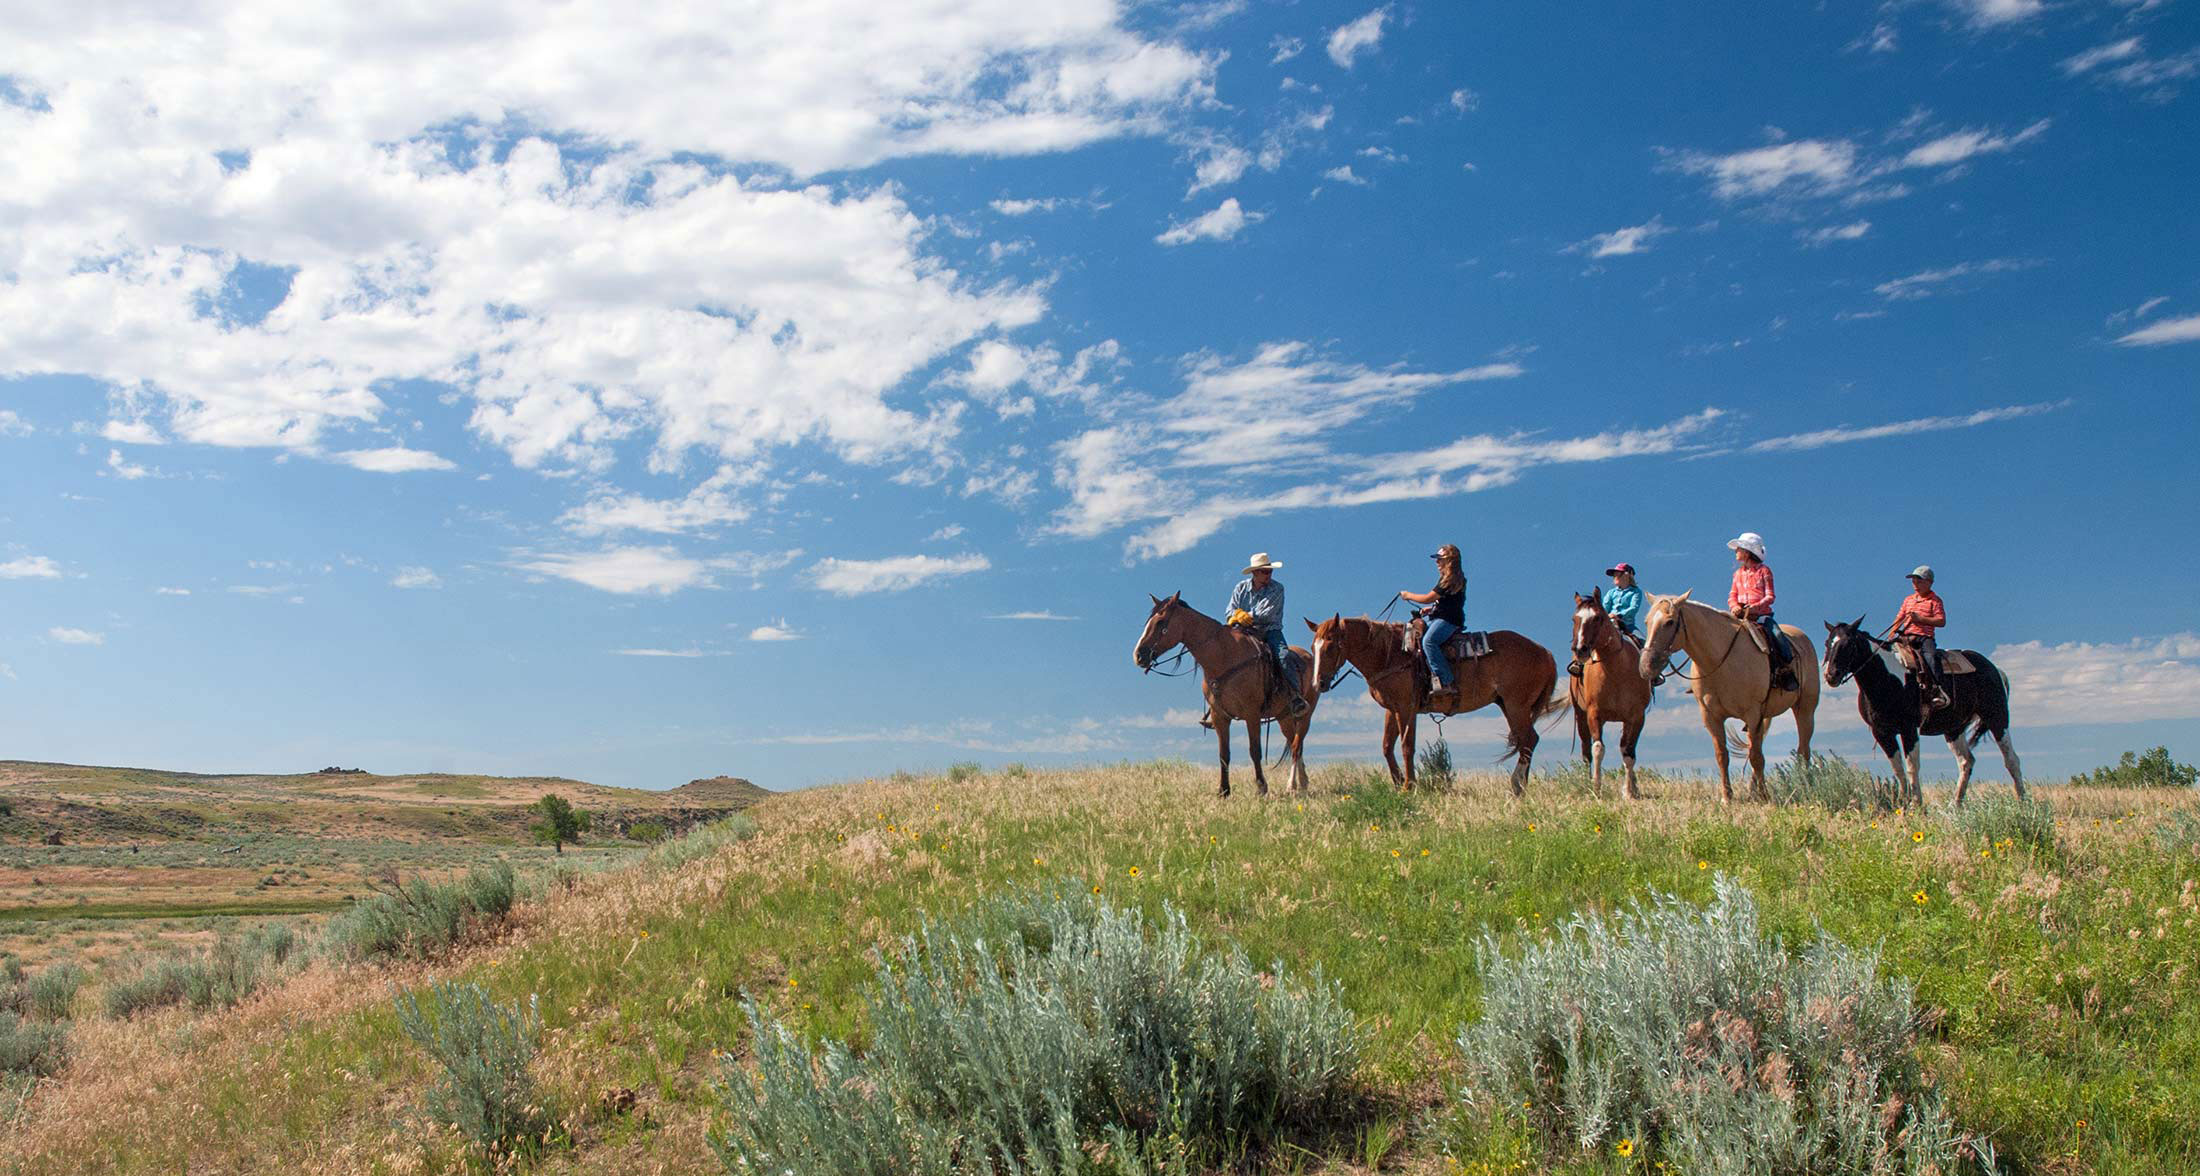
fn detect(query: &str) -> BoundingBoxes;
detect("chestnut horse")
[1306,614,1565,795]
[1569,591,1652,799]
[1133,593,1315,797]
[1638,591,1818,803]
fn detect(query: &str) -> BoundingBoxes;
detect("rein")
[1650,605,1742,688]
[1140,648,1194,678]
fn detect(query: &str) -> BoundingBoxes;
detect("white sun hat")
[1242,552,1284,574]
[1726,531,1767,559]
[1908,565,1934,582]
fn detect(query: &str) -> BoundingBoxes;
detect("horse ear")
[1331,612,1341,624]
[1149,593,1161,606]
[1170,590,1183,604]
[1676,588,1693,604]
[1853,614,1867,630]
[1824,620,1836,633]
[1304,617,1318,632]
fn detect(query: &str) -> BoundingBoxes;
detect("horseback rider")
[1213,552,1308,722]
[1726,532,1798,692]
[1572,561,1644,679]
[1893,565,1950,716]
[1400,543,1467,703]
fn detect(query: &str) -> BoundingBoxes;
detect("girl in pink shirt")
[1725,531,1796,690]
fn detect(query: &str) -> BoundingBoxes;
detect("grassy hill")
[1,760,2195,1174]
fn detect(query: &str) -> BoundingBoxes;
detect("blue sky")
[3,0,2197,790]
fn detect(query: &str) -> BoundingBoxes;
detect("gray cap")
[1908,565,1934,582]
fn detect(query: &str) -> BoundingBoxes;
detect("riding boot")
[1197,706,1215,731]
[1772,661,1798,693]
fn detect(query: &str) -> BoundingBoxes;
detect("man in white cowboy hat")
[1725,530,1798,692]
[1210,552,1308,721]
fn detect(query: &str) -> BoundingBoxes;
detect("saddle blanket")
[1445,630,1495,660]
[1896,645,1976,675]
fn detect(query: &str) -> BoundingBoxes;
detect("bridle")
[1134,604,1196,677]
[1647,603,1742,688]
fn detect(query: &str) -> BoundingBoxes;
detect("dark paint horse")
[1822,618,2023,807]
[1133,593,1315,797]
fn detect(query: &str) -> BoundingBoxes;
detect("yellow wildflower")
[1912,889,1929,906]
[1617,1138,1636,1158]
[1128,867,1141,878]
[1911,830,1925,843]
[1697,859,1709,870]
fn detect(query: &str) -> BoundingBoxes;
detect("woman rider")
[1400,544,1467,703]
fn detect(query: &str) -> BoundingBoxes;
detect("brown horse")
[1133,593,1315,797]
[1568,591,1652,799]
[1638,591,1819,803]
[1306,614,1565,795]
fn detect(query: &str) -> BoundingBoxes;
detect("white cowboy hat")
[1907,565,1934,582]
[1726,531,1767,559]
[1242,552,1284,574]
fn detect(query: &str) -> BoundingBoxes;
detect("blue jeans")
[1260,627,1291,675]
[1423,618,1459,687]
[1756,615,1793,665]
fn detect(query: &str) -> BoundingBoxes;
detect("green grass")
[4,762,2196,1175]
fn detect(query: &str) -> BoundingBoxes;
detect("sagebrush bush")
[1417,737,1456,792]
[1767,752,1904,814]
[1457,875,1994,1175]
[323,863,517,962]
[2153,809,2200,856]
[1335,770,1420,826]
[102,957,192,1019]
[392,980,554,1161]
[647,815,758,870]
[946,760,984,783]
[712,890,1363,1174]
[24,964,85,1021]
[1947,793,2057,856]
[0,1014,68,1081]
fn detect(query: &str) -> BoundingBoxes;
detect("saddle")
[1893,644,1975,676]
[1403,617,1495,660]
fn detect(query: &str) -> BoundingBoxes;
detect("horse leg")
[1746,719,1771,803]
[1947,728,1977,806]
[1400,711,1419,792]
[1904,731,1926,812]
[1590,719,1606,797]
[1873,727,1908,802]
[1994,729,2025,797]
[1573,697,1593,764]
[1708,714,1734,803]
[1620,716,1644,801]
[1381,710,1405,786]
[1245,718,1270,797]
[1510,712,1535,798]
[1792,702,1815,767]
[1214,710,1231,798]
[1288,717,1310,793]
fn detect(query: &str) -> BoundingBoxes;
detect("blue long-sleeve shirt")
[1226,578,1285,634]
[1602,585,1643,635]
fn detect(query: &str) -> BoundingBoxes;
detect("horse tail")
[1969,662,2014,748]
[1497,690,1574,764]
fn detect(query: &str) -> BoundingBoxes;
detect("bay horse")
[1569,591,1652,799]
[1638,591,1819,803]
[1132,592,1315,797]
[1306,614,1565,795]
[1822,618,2023,807]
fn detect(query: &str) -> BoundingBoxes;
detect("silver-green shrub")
[712,890,1362,1174]
[1768,753,1904,814]
[24,964,85,1021]
[0,1013,68,1093]
[648,815,758,871]
[2154,809,2200,856]
[392,980,554,1161]
[323,862,517,962]
[102,956,193,1019]
[1947,794,2056,855]
[1457,875,1994,1175]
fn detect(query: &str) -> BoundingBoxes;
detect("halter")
[1650,603,1742,688]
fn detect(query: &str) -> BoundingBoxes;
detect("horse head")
[1132,591,1185,671]
[1638,589,1692,682]
[1820,614,1872,686]
[1572,591,1608,664]
[1306,612,1348,692]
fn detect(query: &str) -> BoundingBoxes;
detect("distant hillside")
[667,774,772,804]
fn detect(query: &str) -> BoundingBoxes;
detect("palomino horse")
[1822,618,2022,807]
[1133,593,1315,797]
[1569,591,1652,799]
[1638,592,1819,803]
[1306,614,1565,795]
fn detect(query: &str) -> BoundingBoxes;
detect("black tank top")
[1431,585,1464,626]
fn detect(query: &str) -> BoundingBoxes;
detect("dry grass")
[0,762,2193,1174]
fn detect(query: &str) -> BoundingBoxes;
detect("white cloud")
[1873,257,2042,300]
[332,447,457,474]
[988,610,1080,621]
[0,556,62,580]
[2116,312,2200,347]
[49,627,104,645]
[1449,88,1478,113]
[559,465,756,535]
[1321,165,1370,186]
[1327,7,1391,68]
[612,647,727,658]
[106,450,154,480]
[1747,401,2063,452]
[1899,119,2048,168]
[748,621,803,641]
[0,411,28,437]
[155,586,192,595]
[515,546,711,595]
[1672,139,1859,201]
[927,524,965,541]
[1358,146,1407,164]
[0,662,13,681]
[1946,0,2043,26]
[1990,633,2200,725]
[2062,37,2144,75]
[391,566,442,589]
[1568,217,1670,258]
[102,418,166,445]
[810,553,991,595]
[1269,35,1304,64]
[2105,295,2169,327]
[990,197,1061,216]
[1799,220,1872,247]
[1156,198,1262,246]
